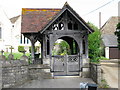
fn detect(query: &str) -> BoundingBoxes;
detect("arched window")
[58,22,64,30]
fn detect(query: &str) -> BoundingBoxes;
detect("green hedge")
[18,46,25,52]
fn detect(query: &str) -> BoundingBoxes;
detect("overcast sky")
[0,0,119,28]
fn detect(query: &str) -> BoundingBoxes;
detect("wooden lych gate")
[21,2,93,76]
[51,55,80,76]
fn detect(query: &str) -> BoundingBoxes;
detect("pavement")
[17,77,95,88]
[100,59,119,88]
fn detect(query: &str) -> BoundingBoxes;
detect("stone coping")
[90,63,101,66]
[1,60,28,67]
[29,64,50,69]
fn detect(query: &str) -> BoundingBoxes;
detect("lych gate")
[21,2,93,76]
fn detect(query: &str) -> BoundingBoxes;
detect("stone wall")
[1,60,29,88]
[28,64,52,80]
[90,63,101,85]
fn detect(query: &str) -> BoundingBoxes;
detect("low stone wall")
[1,60,29,88]
[90,63,101,84]
[28,64,52,80]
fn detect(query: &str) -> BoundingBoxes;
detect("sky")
[0,0,119,28]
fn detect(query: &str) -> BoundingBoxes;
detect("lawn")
[4,52,31,60]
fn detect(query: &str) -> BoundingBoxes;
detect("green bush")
[115,23,120,49]
[88,22,102,63]
[18,46,25,52]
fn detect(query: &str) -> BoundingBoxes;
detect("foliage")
[88,22,102,63]
[99,79,109,88]
[18,46,25,52]
[98,56,109,60]
[59,40,71,55]
[115,22,120,49]
[52,40,70,55]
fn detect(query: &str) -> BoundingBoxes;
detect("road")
[101,59,119,88]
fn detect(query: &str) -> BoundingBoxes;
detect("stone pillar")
[97,65,101,85]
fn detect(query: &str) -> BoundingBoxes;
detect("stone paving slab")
[17,77,95,88]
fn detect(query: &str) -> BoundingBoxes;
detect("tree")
[87,22,101,62]
[115,22,120,49]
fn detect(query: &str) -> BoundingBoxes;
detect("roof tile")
[21,8,61,33]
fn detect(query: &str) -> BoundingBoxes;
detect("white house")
[0,7,40,53]
[0,7,13,52]
[10,15,31,52]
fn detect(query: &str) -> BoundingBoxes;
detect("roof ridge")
[22,8,61,10]
[10,15,21,23]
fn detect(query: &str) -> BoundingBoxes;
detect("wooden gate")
[51,55,80,76]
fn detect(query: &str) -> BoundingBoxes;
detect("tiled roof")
[102,34,118,47]
[21,8,61,33]
[101,16,120,35]
[10,15,20,23]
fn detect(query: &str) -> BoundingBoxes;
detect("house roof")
[101,16,120,35]
[10,15,20,23]
[21,2,93,34]
[102,34,118,47]
[21,8,61,33]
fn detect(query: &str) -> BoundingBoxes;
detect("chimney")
[99,12,101,29]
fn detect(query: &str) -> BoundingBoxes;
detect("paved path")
[101,59,119,88]
[18,77,95,88]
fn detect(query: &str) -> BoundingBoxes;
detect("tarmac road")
[101,59,119,88]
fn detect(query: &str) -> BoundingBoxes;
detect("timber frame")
[22,2,94,76]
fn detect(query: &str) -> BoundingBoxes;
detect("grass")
[4,52,31,60]
[99,79,110,88]
[98,56,109,60]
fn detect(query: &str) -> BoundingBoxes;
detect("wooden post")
[85,35,88,58]
[31,41,35,62]
[41,41,43,64]
[79,38,83,72]
[26,34,38,63]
